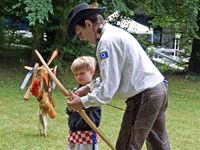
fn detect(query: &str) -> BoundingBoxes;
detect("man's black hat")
[67,3,105,40]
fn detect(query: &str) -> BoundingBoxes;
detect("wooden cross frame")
[21,50,58,137]
[35,50,115,150]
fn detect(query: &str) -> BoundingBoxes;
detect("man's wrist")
[80,96,90,108]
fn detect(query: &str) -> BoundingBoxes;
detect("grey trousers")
[116,82,170,150]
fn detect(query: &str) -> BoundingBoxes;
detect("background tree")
[24,0,96,63]
[1,0,200,75]
[120,0,200,75]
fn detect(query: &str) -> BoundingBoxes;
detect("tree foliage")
[24,0,53,25]
[1,0,200,74]
[120,0,200,74]
[120,0,199,36]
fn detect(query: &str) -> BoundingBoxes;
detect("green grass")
[166,76,200,149]
[0,64,200,150]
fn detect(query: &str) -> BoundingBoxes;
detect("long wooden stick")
[35,50,115,150]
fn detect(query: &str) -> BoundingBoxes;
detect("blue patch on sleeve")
[100,51,108,59]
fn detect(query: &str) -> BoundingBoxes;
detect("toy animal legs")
[39,109,48,137]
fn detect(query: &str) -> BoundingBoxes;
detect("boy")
[65,56,101,150]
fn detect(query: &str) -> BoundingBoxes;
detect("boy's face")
[74,68,93,85]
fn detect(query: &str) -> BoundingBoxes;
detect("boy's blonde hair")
[71,56,96,73]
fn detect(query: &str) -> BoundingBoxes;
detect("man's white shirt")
[81,23,164,108]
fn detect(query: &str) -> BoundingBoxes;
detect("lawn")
[0,61,200,150]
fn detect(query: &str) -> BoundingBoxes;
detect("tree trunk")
[54,18,67,44]
[51,0,68,45]
[188,39,200,74]
[188,11,200,75]
[31,26,43,64]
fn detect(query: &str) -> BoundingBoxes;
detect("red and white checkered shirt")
[68,131,99,144]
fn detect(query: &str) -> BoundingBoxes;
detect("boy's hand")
[74,85,90,96]
[67,91,84,112]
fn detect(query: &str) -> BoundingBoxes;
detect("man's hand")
[67,103,73,112]
[74,85,90,96]
[67,91,84,112]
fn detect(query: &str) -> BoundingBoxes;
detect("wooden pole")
[35,50,115,150]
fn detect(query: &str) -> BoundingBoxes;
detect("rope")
[106,104,125,111]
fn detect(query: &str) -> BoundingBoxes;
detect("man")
[67,3,170,150]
